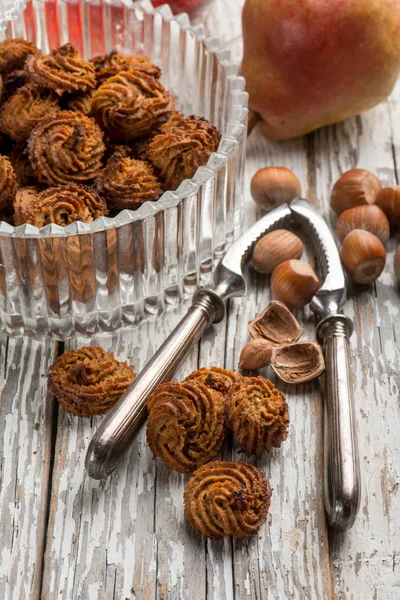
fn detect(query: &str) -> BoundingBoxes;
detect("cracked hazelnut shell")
[271,341,325,384]
[248,300,304,344]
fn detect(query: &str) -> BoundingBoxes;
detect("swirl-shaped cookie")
[48,346,135,417]
[146,381,226,473]
[0,38,39,75]
[146,115,221,191]
[0,155,17,212]
[0,83,60,142]
[14,184,108,227]
[184,461,272,539]
[91,51,161,84]
[28,110,105,185]
[95,156,162,209]
[25,43,96,95]
[227,376,289,457]
[91,70,174,141]
[184,367,242,398]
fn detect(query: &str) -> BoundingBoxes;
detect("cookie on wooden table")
[48,346,135,417]
[146,381,226,473]
[227,376,289,456]
[184,460,272,539]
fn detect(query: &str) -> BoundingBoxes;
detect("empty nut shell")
[28,110,105,185]
[336,204,390,244]
[270,260,320,309]
[0,38,39,75]
[271,342,325,384]
[0,155,17,213]
[184,367,242,397]
[25,43,96,95]
[376,186,400,228]
[252,229,303,274]
[238,339,275,370]
[14,184,108,227]
[146,115,221,191]
[48,345,135,417]
[340,229,386,284]
[248,300,304,344]
[330,169,382,215]
[184,461,271,539]
[91,70,174,141]
[0,83,60,142]
[146,381,226,473]
[95,156,162,209]
[227,376,289,456]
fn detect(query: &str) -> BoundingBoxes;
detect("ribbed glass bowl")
[0,0,247,339]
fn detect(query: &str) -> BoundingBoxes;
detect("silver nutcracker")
[85,198,361,532]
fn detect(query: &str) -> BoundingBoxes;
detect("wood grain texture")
[311,82,400,600]
[0,337,57,600]
[1,1,400,598]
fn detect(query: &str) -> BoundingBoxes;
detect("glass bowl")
[0,0,248,339]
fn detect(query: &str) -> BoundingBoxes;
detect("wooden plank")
[0,336,57,600]
[41,321,164,600]
[218,128,332,600]
[311,82,400,599]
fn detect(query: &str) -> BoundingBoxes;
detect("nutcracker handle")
[317,314,361,532]
[85,289,225,480]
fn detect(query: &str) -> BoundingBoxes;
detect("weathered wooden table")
[1,1,399,598]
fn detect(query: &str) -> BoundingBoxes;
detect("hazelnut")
[252,229,303,274]
[238,339,275,370]
[375,186,400,228]
[270,260,320,309]
[394,244,400,280]
[340,230,386,284]
[336,205,390,244]
[330,169,382,215]
[250,166,302,212]
[271,342,325,384]
[248,301,304,344]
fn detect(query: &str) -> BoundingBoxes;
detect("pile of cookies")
[48,348,289,540]
[146,367,289,539]
[0,39,221,227]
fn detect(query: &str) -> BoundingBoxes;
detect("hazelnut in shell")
[340,230,386,284]
[330,169,382,215]
[271,342,325,384]
[238,338,275,370]
[270,260,320,309]
[394,244,400,281]
[336,205,390,245]
[250,167,302,212]
[248,300,304,344]
[252,229,303,274]
[375,186,400,228]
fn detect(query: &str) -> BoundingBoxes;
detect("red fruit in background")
[241,0,400,139]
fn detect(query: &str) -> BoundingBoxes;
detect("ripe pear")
[241,0,400,139]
